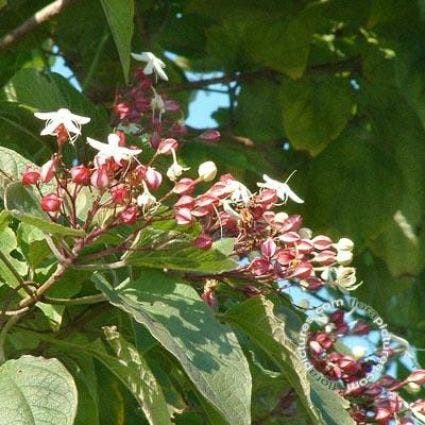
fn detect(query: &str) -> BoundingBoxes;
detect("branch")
[0,0,77,50]
[160,69,278,93]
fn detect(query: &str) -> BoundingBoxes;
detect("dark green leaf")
[100,0,134,82]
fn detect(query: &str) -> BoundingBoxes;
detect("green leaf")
[6,68,109,138]
[0,355,78,425]
[0,225,28,286]
[100,0,134,82]
[98,326,172,425]
[300,124,402,246]
[94,269,252,425]
[235,80,284,141]
[281,75,354,156]
[4,182,85,237]
[225,297,355,425]
[0,146,34,196]
[61,356,100,425]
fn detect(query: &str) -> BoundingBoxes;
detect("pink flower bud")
[261,238,277,258]
[375,407,391,422]
[164,99,180,112]
[288,262,312,279]
[41,193,62,212]
[116,130,126,146]
[194,233,213,250]
[21,168,40,185]
[173,178,196,195]
[70,164,91,185]
[199,130,221,142]
[119,205,138,224]
[144,167,162,191]
[90,166,110,189]
[40,158,57,183]
[149,131,161,149]
[175,208,192,225]
[174,195,195,209]
[352,320,370,335]
[111,184,129,205]
[311,235,333,250]
[306,277,323,291]
[407,370,425,385]
[296,239,314,254]
[314,250,336,266]
[157,138,178,154]
[279,231,300,244]
[249,257,271,276]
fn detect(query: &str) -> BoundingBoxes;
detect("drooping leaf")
[98,326,172,425]
[281,75,355,156]
[225,296,355,425]
[94,269,252,425]
[0,355,78,425]
[100,0,134,82]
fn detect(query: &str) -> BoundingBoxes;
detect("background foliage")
[1,0,425,424]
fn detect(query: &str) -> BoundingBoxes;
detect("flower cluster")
[304,308,425,424]
[113,52,186,149]
[21,52,424,425]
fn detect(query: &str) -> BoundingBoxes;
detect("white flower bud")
[198,161,217,182]
[336,250,353,265]
[298,227,313,239]
[351,345,366,360]
[335,237,354,252]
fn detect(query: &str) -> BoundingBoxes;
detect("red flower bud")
[21,168,40,185]
[41,193,62,212]
[116,130,126,146]
[55,124,69,144]
[119,205,138,224]
[70,164,91,185]
[111,184,129,205]
[194,233,213,250]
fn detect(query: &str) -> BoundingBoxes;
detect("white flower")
[34,108,90,139]
[137,182,157,213]
[257,174,304,204]
[322,266,361,291]
[198,161,217,182]
[227,180,252,205]
[166,148,189,181]
[87,133,141,165]
[131,51,168,81]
